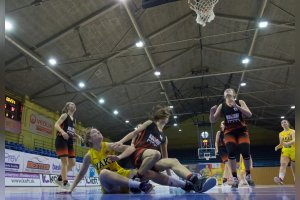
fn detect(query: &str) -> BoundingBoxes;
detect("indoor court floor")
[5,185,296,200]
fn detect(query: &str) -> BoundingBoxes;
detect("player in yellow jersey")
[274,120,295,184]
[63,128,195,194]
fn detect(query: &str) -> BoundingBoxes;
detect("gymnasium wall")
[165,115,279,150]
[4,93,111,157]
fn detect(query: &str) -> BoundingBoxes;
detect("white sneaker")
[245,174,255,187]
[274,177,283,185]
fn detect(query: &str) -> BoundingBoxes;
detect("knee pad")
[239,143,250,160]
[226,142,237,159]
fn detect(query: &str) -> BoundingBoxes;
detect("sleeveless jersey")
[279,129,295,148]
[221,100,246,134]
[88,142,124,174]
[58,114,76,138]
[134,122,166,151]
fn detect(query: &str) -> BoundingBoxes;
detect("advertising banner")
[29,111,53,136]
[5,149,24,172]
[5,171,41,186]
[23,153,51,174]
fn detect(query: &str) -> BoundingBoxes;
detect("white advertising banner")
[5,149,24,172]
[5,172,41,186]
[23,153,51,174]
[85,177,100,186]
[73,162,82,176]
[49,157,61,175]
[29,111,54,136]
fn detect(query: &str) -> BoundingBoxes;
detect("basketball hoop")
[188,0,219,26]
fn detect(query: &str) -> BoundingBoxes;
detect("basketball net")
[188,0,219,26]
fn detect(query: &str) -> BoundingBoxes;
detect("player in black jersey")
[54,102,83,188]
[113,105,217,193]
[210,88,255,189]
[215,121,232,185]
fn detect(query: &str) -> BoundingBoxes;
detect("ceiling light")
[5,20,13,31]
[173,116,177,119]
[242,57,250,64]
[174,123,178,127]
[48,58,57,66]
[135,41,144,48]
[99,98,105,104]
[154,71,161,76]
[78,82,85,88]
[280,116,285,119]
[113,110,119,115]
[240,82,246,87]
[125,120,129,123]
[291,105,295,109]
[258,21,269,28]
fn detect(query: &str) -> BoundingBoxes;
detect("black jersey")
[134,122,166,151]
[58,114,76,138]
[221,100,246,134]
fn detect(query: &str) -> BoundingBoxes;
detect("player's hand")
[210,105,218,113]
[62,132,69,140]
[231,100,239,109]
[275,146,278,151]
[107,155,120,162]
[112,142,123,148]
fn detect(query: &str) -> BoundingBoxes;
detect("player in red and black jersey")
[54,102,83,188]
[210,88,255,189]
[215,121,232,185]
[113,105,217,193]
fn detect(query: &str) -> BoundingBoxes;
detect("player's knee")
[151,150,161,161]
[61,158,69,166]
[99,169,110,178]
[68,159,75,168]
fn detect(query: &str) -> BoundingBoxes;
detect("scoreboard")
[5,96,22,121]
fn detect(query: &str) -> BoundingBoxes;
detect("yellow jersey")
[279,129,295,148]
[88,142,124,174]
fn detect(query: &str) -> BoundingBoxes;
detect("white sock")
[128,179,140,189]
[279,172,285,180]
[167,177,186,188]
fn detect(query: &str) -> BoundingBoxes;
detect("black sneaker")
[181,180,194,192]
[189,174,217,193]
[139,181,153,194]
[231,177,239,189]
[245,174,255,187]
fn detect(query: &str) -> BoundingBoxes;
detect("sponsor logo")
[85,177,99,185]
[27,161,50,170]
[5,152,20,163]
[52,163,61,171]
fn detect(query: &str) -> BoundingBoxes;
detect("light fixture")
[99,98,105,104]
[258,21,269,28]
[125,120,130,123]
[78,82,85,88]
[174,123,178,127]
[154,71,161,76]
[240,82,246,87]
[113,110,119,115]
[173,116,177,119]
[291,105,295,109]
[280,116,285,119]
[201,131,209,139]
[179,129,182,132]
[169,105,174,109]
[242,57,250,64]
[48,58,57,66]
[135,41,144,48]
[5,20,13,31]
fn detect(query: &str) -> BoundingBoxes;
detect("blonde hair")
[150,105,171,121]
[62,102,75,114]
[83,127,93,147]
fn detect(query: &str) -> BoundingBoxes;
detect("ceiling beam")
[215,13,295,29]
[5,2,120,67]
[29,11,193,99]
[236,0,269,97]
[5,35,131,128]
